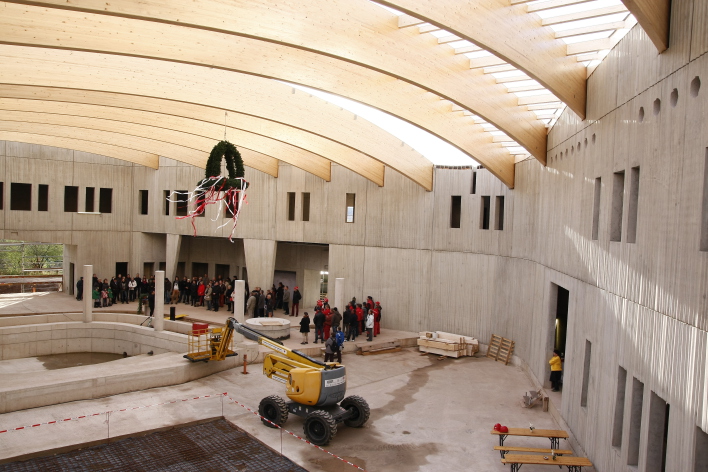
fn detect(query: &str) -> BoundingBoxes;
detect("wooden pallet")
[487,334,515,365]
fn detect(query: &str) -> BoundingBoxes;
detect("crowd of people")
[75,273,238,316]
[75,275,384,353]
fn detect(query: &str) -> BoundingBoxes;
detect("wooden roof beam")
[0,131,159,168]
[372,0,588,120]
[620,0,670,52]
[0,3,527,185]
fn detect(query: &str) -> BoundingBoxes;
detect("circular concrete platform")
[245,317,290,339]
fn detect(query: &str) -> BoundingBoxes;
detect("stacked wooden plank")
[356,340,402,356]
[487,334,515,365]
[417,331,479,358]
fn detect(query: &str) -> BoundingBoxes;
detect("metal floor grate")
[0,419,307,472]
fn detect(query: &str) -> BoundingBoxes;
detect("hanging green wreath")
[198,140,247,191]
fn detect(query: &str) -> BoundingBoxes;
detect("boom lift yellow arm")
[225,317,370,446]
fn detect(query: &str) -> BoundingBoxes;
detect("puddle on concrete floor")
[0,352,124,373]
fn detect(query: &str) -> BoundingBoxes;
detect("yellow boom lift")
[186,317,369,445]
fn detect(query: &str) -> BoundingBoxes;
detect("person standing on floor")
[204,283,212,311]
[323,304,332,341]
[324,331,342,364]
[276,282,284,309]
[313,307,325,344]
[282,286,291,315]
[549,350,563,392]
[299,312,310,344]
[349,304,359,340]
[331,307,342,337]
[365,309,374,341]
[76,277,84,301]
[374,302,382,337]
[246,291,256,318]
[292,286,301,317]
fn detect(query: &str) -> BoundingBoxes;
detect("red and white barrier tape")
[226,395,367,472]
[0,393,224,434]
[0,392,367,471]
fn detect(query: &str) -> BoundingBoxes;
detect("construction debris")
[417,331,479,358]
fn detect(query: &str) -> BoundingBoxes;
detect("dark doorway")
[215,264,230,281]
[115,262,128,278]
[555,286,569,353]
[192,262,208,278]
[69,263,75,295]
[176,262,186,279]
[143,262,154,279]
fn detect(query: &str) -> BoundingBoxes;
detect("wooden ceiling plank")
[527,0,597,13]
[541,5,628,26]
[554,20,628,38]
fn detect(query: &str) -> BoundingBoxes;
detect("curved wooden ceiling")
[0,0,666,189]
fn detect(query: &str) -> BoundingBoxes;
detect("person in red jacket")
[197,281,206,307]
[322,304,332,341]
[356,303,364,335]
[373,302,382,337]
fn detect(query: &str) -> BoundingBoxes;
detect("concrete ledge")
[0,352,240,414]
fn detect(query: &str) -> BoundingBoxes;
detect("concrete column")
[83,264,93,323]
[165,234,182,282]
[154,270,164,332]
[243,239,277,291]
[233,279,245,343]
[334,277,345,311]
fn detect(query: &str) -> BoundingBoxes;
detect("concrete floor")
[0,292,585,472]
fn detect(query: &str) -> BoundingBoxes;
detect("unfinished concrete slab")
[0,418,307,472]
[0,346,586,471]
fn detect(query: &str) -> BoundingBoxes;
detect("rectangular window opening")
[495,196,505,230]
[139,190,149,215]
[0,182,4,210]
[592,177,601,240]
[701,149,708,251]
[612,366,628,448]
[10,183,32,211]
[450,195,461,228]
[627,166,640,243]
[646,392,670,472]
[287,192,296,221]
[38,184,48,212]
[302,192,310,222]
[175,190,189,217]
[346,193,355,223]
[471,172,477,194]
[64,186,79,213]
[627,377,645,466]
[163,190,170,216]
[85,187,95,213]
[580,340,592,407]
[695,426,708,472]
[611,171,625,242]
[99,188,112,214]
[480,196,490,230]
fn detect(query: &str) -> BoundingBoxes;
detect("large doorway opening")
[69,263,75,295]
[555,286,569,353]
[548,283,569,393]
[215,264,230,281]
[192,262,208,279]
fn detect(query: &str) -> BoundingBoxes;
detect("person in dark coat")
[299,312,310,344]
[292,287,302,317]
[313,307,325,344]
[148,290,155,317]
[76,277,84,301]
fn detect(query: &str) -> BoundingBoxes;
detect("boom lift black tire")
[340,395,371,428]
[259,395,289,428]
[303,410,337,446]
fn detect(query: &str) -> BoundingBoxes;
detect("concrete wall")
[0,0,706,469]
